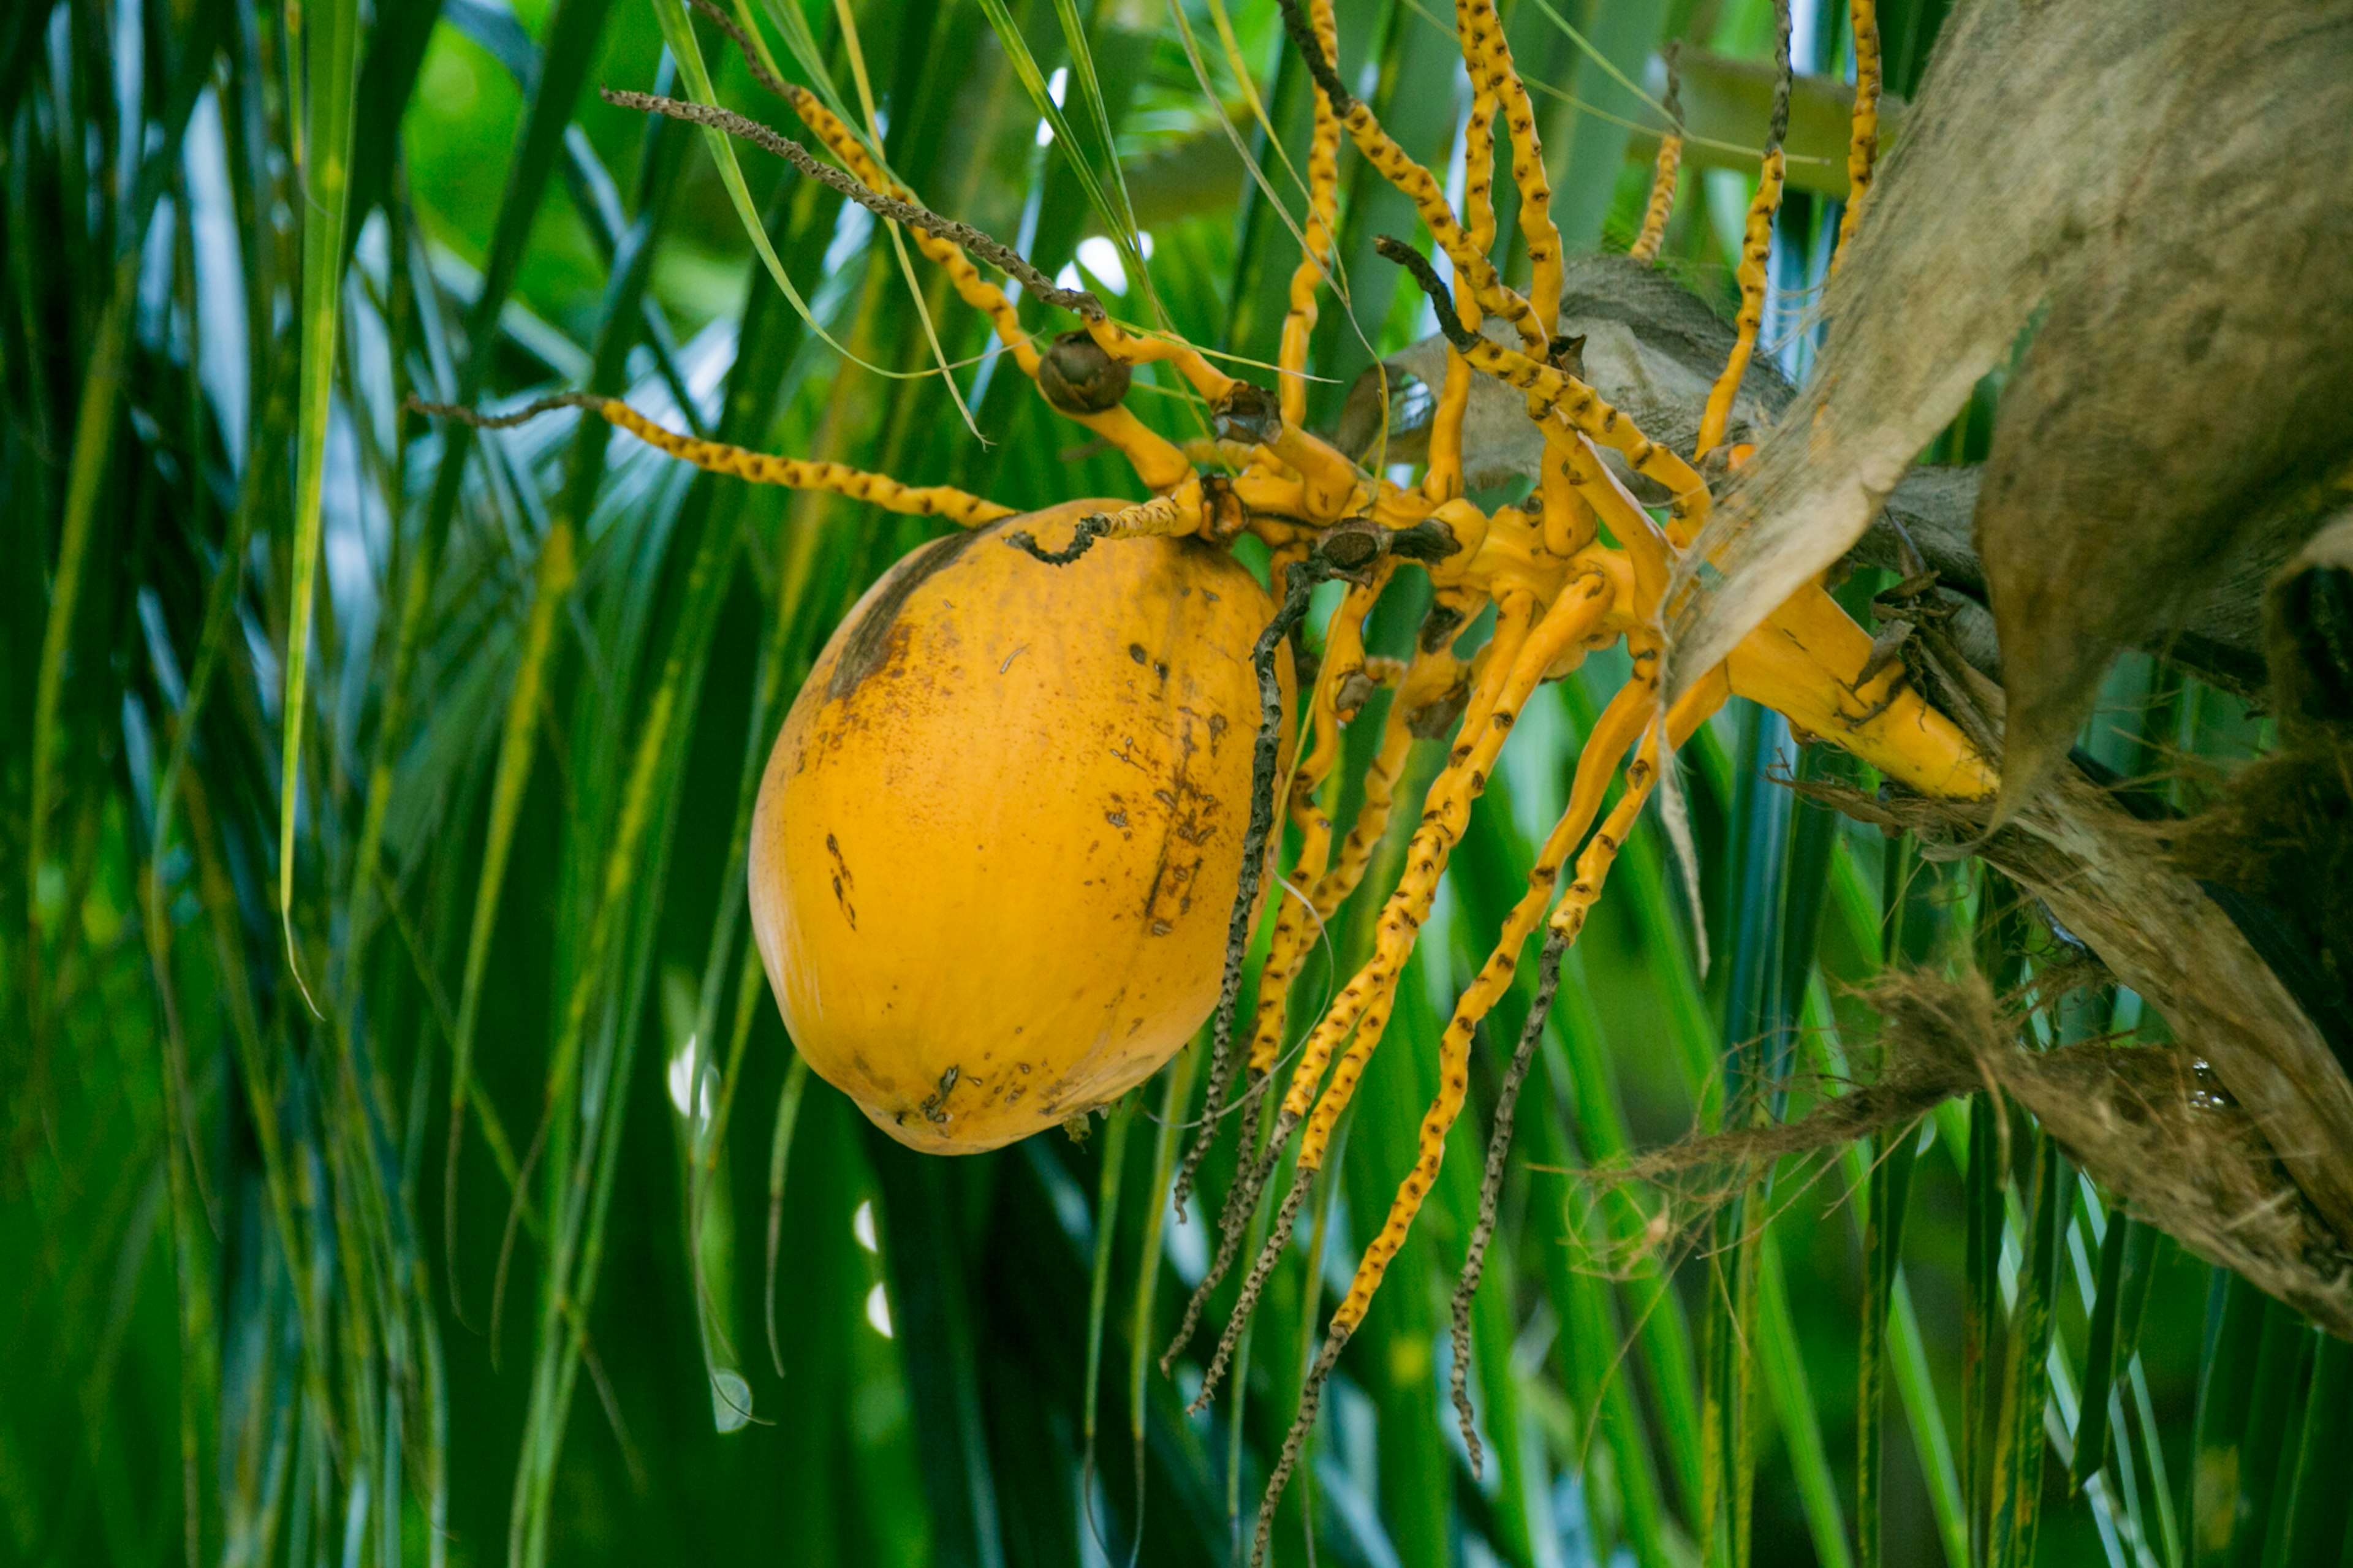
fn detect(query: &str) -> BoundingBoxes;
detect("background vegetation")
[4,0,2344,1564]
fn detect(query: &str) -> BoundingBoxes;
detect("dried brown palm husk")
[1663,0,2353,818]
[1604,971,2353,1337]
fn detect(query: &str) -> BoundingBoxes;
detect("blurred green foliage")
[4,0,2347,1566]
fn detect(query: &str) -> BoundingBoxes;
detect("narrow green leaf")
[277,0,363,1014]
[2270,1332,2353,1568]
[1859,1121,1919,1567]
[1760,1237,1857,1568]
[1990,1132,2065,1568]
[765,1051,814,1377]
[2072,1211,2139,1493]
[25,271,122,919]
[1131,1040,1202,1506]
[2187,1293,2306,1568]
[1964,1091,2004,1562]
[1082,1100,1135,1469]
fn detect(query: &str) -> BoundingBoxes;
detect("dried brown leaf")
[1664,0,2353,765]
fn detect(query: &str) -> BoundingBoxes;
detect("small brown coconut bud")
[1039,330,1131,414]
[1211,382,1283,447]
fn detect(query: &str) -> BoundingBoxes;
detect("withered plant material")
[1610,972,2353,1337]
[2169,511,2353,1067]
[1663,0,2353,759]
[1814,767,2353,1269]
[2266,507,2353,735]
[1972,4,2353,812]
[1849,468,2321,699]
[2175,739,2353,1058]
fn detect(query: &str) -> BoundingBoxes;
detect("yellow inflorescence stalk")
[1427,347,1476,504]
[1325,673,1654,1337]
[1236,645,1431,1078]
[1463,74,1502,263]
[1076,485,1217,547]
[1275,0,1542,349]
[1630,43,1684,265]
[592,399,1016,526]
[1291,575,1611,1171]
[1304,648,1460,939]
[1631,138,1682,265]
[1279,0,1345,429]
[1083,317,1235,401]
[1694,147,1784,458]
[1548,667,1729,942]
[1419,322,1715,545]
[1559,424,1671,602]
[1457,0,1562,329]
[686,1,1200,494]
[1697,1,1791,456]
[1833,0,1882,270]
[1241,574,1389,1078]
[778,81,1039,371]
[1271,596,1536,1132]
[1189,581,1606,1411]
[1536,426,1599,559]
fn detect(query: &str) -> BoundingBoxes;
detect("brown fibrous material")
[1604,970,2353,1338]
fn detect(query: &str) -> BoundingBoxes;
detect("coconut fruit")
[748,500,1293,1153]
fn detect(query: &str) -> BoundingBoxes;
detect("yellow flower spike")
[1293,575,1611,1167]
[1162,643,1453,1387]
[1316,645,1464,918]
[1631,135,1683,267]
[1455,0,1562,329]
[1276,594,1538,1127]
[1193,578,1613,1415]
[1303,572,1389,780]
[1560,425,1675,608]
[1697,0,1792,457]
[1529,405,1601,560]
[1630,42,1685,267]
[1325,669,1670,1339]
[1294,664,1730,1506]
[1240,573,1615,1565]
[1276,0,1544,349]
[1695,146,1784,458]
[1061,405,1195,494]
[1278,0,1345,430]
[1378,237,1720,547]
[1240,573,1389,1080]
[681,3,1206,495]
[1463,71,1502,259]
[1081,319,1237,402]
[1242,633,1425,1084]
[1264,426,1368,522]
[583,398,1017,526]
[1242,775,1337,1077]
[1176,629,1512,1387]
[1548,667,1731,944]
[1834,0,1882,271]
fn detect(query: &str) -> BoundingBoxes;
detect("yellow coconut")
[748,501,1294,1153]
